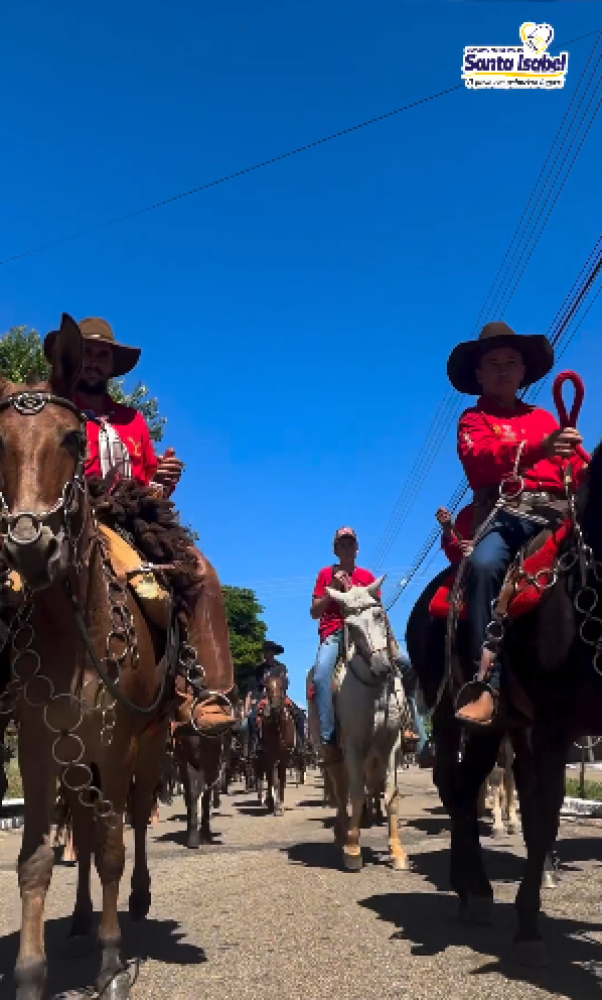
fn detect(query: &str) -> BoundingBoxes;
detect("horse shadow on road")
[0,914,207,1000]
[358,890,602,1000]
[286,840,387,871]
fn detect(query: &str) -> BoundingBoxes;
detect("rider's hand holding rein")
[543,427,583,459]
[154,447,184,489]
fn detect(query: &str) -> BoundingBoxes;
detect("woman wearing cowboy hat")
[447,321,587,726]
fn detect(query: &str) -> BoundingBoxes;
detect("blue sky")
[1,1,601,704]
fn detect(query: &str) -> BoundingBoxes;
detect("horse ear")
[50,314,83,397]
[325,587,347,605]
[367,575,386,598]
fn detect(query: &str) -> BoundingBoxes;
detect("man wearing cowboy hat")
[447,321,587,725]
[42,316,235,731]
[244,641,303,752]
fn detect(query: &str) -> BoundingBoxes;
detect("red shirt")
[441,503,474,565]
[458,396,587,494]
[76,393,158,487]
[313,565,377,641]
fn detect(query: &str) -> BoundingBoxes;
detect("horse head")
[325,575,393,676]
[264,671,286,716]
[0,314,87,591]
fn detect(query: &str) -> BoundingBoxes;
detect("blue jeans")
[467,511,541,682]
[313,631,342,745]
[409,694,428,753]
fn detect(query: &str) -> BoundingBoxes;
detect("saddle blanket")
[429,521,571,622]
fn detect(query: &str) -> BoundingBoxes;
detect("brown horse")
[0,316,173,1000]
[255,673,295,815]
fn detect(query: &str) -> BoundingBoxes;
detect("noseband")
[0,392,88,566]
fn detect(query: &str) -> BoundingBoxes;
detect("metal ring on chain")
[43,692,84,734]
[23,674,55,709]
[575,587,599,615]
[62,762,94,793]
[558,550,579,573]
[12,648,42,684]
[12,623,35,652]
[52,732,85,767]
[579,616,602,647]
[78,785,102,808]
[534,568,558,591]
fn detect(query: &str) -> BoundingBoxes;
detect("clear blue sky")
[1,2,601,704]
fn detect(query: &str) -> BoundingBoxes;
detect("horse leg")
[505,751,521,834]
[212,784,220,809]
[489,765,505,838]
[342,743,364,871]
[386,737,408,871]
[476,779,488,819]
[434,712,502,923]
[200,787,212,842]
[265,758,275,813]
[129,724,168,920]
[511,726,569,966]
[275,753,286,816]
[94,738,135,995]
[65,792,95,937]
[184,763,202,850]
[14,726,57,1000]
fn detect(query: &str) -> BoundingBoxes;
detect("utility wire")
[0,85,462,267]
[387,235,602,618]
[372,32,602,571]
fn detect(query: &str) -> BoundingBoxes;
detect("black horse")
[407,442,602,966]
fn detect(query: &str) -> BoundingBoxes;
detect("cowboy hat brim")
[263,642,285,655]
[43,330,141,378]
[447,333,554,395]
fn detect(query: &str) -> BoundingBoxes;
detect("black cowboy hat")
[44,317,141,379]
[263,640,284,655]
[447,321,554,396]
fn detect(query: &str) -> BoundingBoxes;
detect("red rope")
[552,370,589,464]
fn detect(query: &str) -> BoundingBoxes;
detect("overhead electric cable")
[372,35,602,571]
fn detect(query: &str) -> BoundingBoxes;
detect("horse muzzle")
[2,514,65,591]
[369,650,393,678]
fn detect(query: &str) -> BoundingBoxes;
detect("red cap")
[334,526,358,544]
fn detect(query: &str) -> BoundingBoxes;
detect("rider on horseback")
[310,527,377,785]
[446,322,587,726]
[248,641,305,748]
[42,317,235,732]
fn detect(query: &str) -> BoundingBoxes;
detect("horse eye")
[62,430,84,453]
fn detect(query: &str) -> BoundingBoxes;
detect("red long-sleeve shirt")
[458,396,587,493]
[75,392,158,486]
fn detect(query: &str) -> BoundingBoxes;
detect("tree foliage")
[0,326,166,442]
[222,586,267,695]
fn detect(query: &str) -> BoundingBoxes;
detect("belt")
[503,491,569,526]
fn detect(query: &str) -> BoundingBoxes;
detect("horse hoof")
[69,909,94,937]
[200,826,212,844]
[14,959,47,1000]
[490,826,506,840]
[274,805,284,817]
[541,870,558,890]
[390,854,409,871]
[512,939,549,968]
[343,850,363,872]
[506,822,521,836]
[97,969,132,999]
[460,895,493,926]
[128,890,151,921]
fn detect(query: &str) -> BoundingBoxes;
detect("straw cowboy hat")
[447,321,554,396]
[44,317,141,378]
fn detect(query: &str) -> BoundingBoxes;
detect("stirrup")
[454,679,498,722]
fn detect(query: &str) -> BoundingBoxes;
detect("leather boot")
[456,688,497,726]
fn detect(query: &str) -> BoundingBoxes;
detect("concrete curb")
[561,796,602,818]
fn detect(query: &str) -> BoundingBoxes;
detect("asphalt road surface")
[1,768,602,1000]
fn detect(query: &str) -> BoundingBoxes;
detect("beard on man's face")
[76,375,108,396]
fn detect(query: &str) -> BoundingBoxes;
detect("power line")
[388,234,602,619]
[1,25,600,267]
[371,31,602,571]
[0,84,463,268]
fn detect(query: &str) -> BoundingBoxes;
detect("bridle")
[343,603,398,688]
[0,392,88,570]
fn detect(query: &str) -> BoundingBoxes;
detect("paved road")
[1,768,602,1000]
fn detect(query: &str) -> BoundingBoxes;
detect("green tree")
[0,326,166,442]
[222,586,267,695]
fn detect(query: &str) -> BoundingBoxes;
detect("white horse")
[320,576,412,871]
